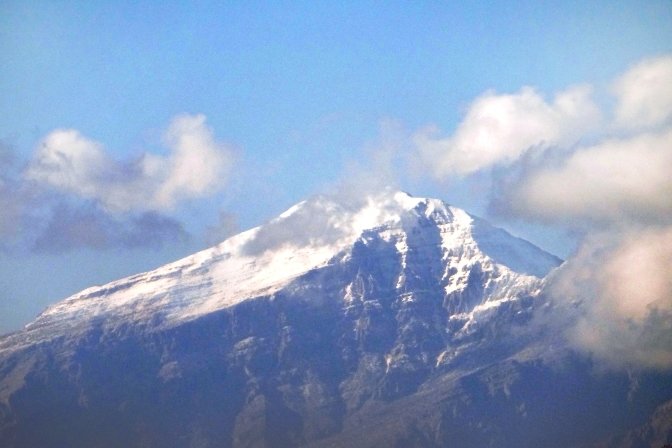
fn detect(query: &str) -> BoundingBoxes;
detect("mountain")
[0,190,670,448]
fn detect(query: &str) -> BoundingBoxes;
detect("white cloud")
[505,128,672,224]
[26,129,116,202]
[26,114,234,213]
[421,53,672,371]
[548,227,672,370]
[613,54,672,131]
[414,85,601,176]
[152,114,233,209]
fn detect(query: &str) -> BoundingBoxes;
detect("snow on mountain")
[1,190,560,353]
[6,190,670,448]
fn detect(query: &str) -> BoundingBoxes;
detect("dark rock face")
[612,399,672,448]
[0,196,670,447]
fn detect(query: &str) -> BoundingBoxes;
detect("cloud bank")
[415,54,672,370]
[503,128,672,225]
[550,228,672,370]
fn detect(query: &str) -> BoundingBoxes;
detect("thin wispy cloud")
[333,119,409,199]
[204,211,239,247]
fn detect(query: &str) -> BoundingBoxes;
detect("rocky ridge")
[0,191,669,448]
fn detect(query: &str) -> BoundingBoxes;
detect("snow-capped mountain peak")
[3,191,669,448]
[8,190,560,352]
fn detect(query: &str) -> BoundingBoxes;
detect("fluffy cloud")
[548,227,672,369]
[26,114,233,213]
[613,54,672,131]
[491,56,672,370]
[26,129,126,207]
[414,85,601,176]
[419,54,672,371]
[503,128,672,224]
[150,114,234,209]
[492,55,672,227]
[415,54,672,180]
[0,114,236,253]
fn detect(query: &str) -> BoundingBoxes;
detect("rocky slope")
[0,191,670,447]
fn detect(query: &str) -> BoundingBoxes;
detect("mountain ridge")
[2,190,668,448]
[1,190,559,352]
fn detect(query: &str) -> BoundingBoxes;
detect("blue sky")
[1,1,672,334]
